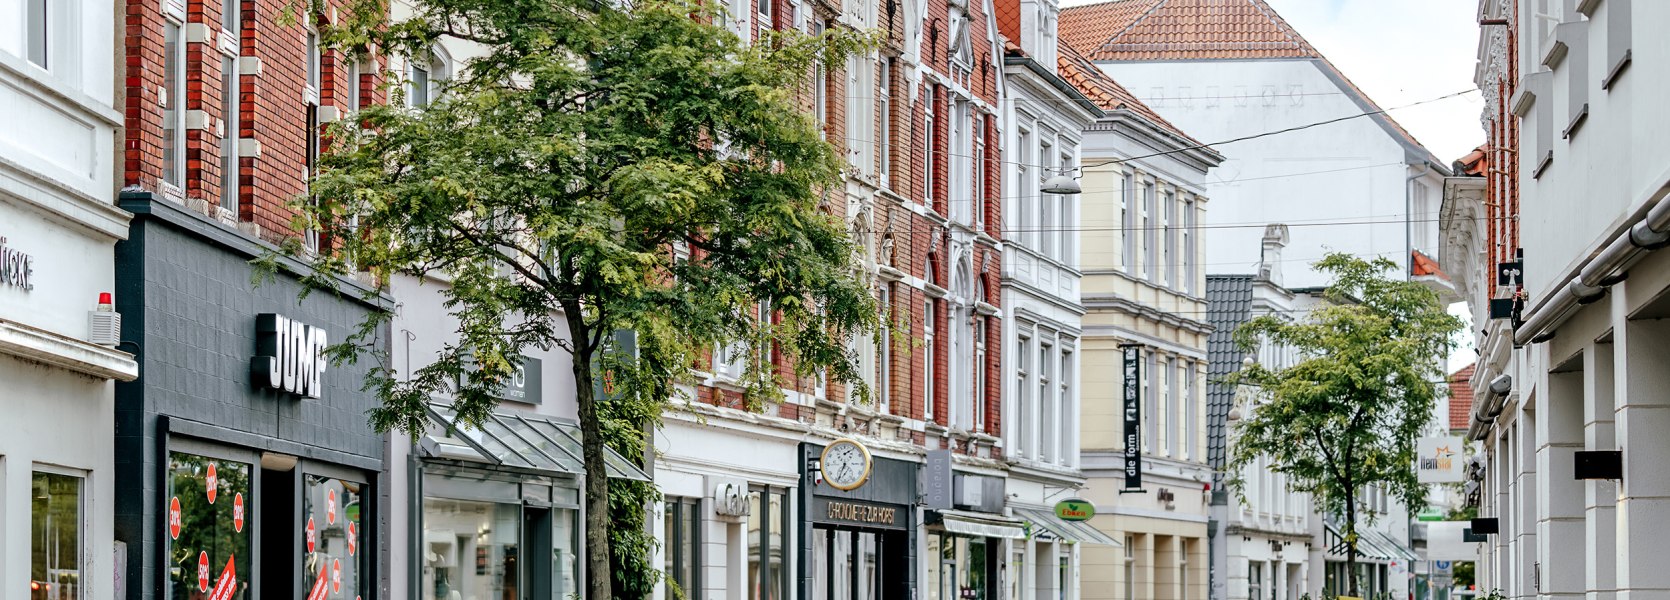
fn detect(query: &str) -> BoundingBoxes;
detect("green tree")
[1225,254,1463,598]
[275,1,877,596]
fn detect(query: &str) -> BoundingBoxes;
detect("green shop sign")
[1054,498,1095,522]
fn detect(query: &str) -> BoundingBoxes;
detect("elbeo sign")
[251,313,328,398]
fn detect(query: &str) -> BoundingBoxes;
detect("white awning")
[1014,508,1122,546]
[933,510,1027,539]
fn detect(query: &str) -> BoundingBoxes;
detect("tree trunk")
[1345,488,1359,598]
[571,338,614,600]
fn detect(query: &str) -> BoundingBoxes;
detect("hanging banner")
[1417,436,1464,483]
[307,564,329,600]
[1122,344,1143,490]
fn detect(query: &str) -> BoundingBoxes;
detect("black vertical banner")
[1122,344,1143,490]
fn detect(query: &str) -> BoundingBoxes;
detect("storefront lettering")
[826,501,896,525]
[0,236,35,292]
[252,313,328,398]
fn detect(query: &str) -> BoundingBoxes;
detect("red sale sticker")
[347,522,357,556]
[197,551,210,593]
[306,517,317,553]
[331,559,342,594]
[205,463,218,504]
[327,489,337,525]
[307,564,329,600]
[233,493,245,532]
[208,556,237,600]
[168,497,182,540]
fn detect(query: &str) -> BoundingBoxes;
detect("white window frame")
[26,0,49,68]
[220,53,240,211]
[1122,170,1135,273]
[973,114,986,230]
[879,58,892,188]
[878,285,892,412]
[1016,126,1033,247]
[161,17,186,196]
[923,95,936,208]
[1163,189,1176,288]
[949,98,971,223]
[1038,337,1054,462]
[1164,356,1177,456]
[1059,149,1075,263]
[1183,197,1196,295]
[973,315,985,432]
[305,26,321,104]
[814,20,827,139]
[1039,135,1056,259]
[1142,180,1156,282]
[924,298,936,422]
[1016,331,1032,458]
[1059,344,1074,467]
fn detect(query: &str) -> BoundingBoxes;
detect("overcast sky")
[1262,0,1486,163]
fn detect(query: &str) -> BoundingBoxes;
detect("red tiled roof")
[1055,43,1208,148]
[1457,145,1487,176]
[1058,0,1440,167]
[995,0,1021,48]
[1449,363,1476,431]
[1060,0,1316,61]
[1411,249,1449,281]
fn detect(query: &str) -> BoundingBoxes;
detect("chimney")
[1258,224,1289,286]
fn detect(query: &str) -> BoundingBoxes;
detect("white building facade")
[0,1,136,600]
[996,0,1110,596]
[1456,1,1670,599]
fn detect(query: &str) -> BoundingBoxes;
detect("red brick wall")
[125,0,384,242]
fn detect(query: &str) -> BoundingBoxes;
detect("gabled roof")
[1058,0,1445,171]
[1056,43,1210,149]
[1448,363,1476,432]
[1060,0,1317,61]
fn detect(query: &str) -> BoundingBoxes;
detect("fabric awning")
[1324,523,1417,562]
[933,510,1028,539]
[422,403,650,481]
[1014,508,1122,546]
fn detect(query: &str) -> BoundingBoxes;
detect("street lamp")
[1041,168,1081,195]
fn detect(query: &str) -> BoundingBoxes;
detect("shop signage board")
[0,235,35,292]
[923,450,953,509]
[1417,436,1464,483]
[1122,344,1143,490]
[711,477,750,517]
[811,497,907,530]
[1054,498,1095,522]
[252,313,329,399]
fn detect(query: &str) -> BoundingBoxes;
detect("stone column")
[1615,314,1670,599]
[1513,416,1538,599]
[1538,363,1585,599]
[1588,343,1617,600]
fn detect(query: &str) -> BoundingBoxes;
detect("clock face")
[821,440,872,491]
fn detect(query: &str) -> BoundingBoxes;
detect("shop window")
[747,488,789,600]
[664,497,701,599]
[423,498,521,600]
[32,470,83,600]
[1248,563,1262,600]
[928,534,988,600]
[304,475,365,600]
[165,453,252,600]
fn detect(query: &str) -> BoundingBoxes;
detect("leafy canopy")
[1224,253,1461,589]
[281,0,879,595]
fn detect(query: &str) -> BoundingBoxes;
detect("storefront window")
[165,453,252,600]
[32,471,83,600]
[422,499,520,600]
[304,475,365,600]
[928,535,988,600]
[555,507,578,598]
[747,488,788,600]
[664,497,700,599]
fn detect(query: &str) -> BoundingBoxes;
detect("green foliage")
[273,0,879,596]
[1225,253,1463,597]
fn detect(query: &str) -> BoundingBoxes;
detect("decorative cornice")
[0,318,138,381]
